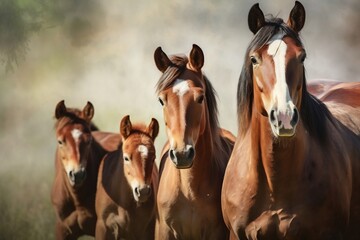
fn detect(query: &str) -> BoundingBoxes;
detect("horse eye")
[123,156,130,162]
[158,97,164,106]
[300,52,306,63]
[196,95,204,104]
[58,140,64,145]
[250,56,258,65]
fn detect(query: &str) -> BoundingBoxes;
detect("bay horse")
[52,100,121,239]
[95,115,159,240]
[154,44,235,239]
[221,2,360,239]
[308,80,360,135]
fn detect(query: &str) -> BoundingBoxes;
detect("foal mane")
[54,108,98,131]
[237,17,332,142]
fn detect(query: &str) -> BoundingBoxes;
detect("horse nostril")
[135,187,140,196]
[270,109,276,123]
[291,108,299,126]
[169,149,176,161]
[187,147,195,160]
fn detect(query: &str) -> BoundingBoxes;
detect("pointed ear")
[120,115,132,139]
[248,3,265,34]
[154,47,172,73]
[287,1,306,33]
[82,101,94,122]
[189,44,204,71]
[55,100,67,119]
[146,118,159,141]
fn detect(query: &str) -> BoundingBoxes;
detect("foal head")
[242,1,306,137]
[55,100,94,187]
[154,44,211,169]
[120,115,159,203]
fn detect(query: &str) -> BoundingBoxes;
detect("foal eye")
[300,52,307,63]
[158,97,164,106]
[250,56,258,65]
[196,95,204,104]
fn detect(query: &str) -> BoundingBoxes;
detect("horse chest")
[165,195,222,238]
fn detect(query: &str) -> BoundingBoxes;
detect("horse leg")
[95,219,110,240]
[228,230,238,240]
[155,221,175,240]
[55,218,81,240]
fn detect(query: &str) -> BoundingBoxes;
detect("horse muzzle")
[68,168,86,187]
[169,145,195,169]
[133,184,152,203]
[269,106,299,137]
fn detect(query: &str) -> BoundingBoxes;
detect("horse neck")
[179,113,222,198]
[252,112,306,205]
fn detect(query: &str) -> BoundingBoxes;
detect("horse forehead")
[173,79,191,96]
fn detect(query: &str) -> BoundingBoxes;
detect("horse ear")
[189,44,204,71]
[248,3,265,34]
[287,1,306,33]
[82,101,94,122]
[120,115,132,139]
[55,100,67,119]
[154,47,172,73]
[146,118,159,141]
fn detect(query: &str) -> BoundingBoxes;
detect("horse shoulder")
[222,132,262,233]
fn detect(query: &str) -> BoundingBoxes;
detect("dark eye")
[300,52,306,63]
[58,140,64,145]
[196,95,204,104]
[158,97,164,106]
[250,56,258,65]
[124,156,130,162]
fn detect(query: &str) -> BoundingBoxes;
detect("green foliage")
[0,0,42,71]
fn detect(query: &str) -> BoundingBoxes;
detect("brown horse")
[154,44,235,239]
[222,2,360,239]
[95,115,159,240]
[308,80,360,135]
[52,100,121,239]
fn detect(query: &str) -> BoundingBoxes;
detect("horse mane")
[54,108,99,131]
[237,17,332,142]
[156,54,227,172]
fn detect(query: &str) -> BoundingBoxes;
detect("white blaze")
[173,79,190,96]
[267,39,292,113]
[138,145,148,158]
[71,129,82,143]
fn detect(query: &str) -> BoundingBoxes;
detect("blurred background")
[0,0,359,239]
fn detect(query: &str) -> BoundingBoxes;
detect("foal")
[52,100,120,239]
[95,115,159,240]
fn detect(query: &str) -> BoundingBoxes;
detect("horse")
[51,100,121,239]
[308,80,360,135]
[95,115,159,240]
[154,44,235,239]
[221,2,360,239]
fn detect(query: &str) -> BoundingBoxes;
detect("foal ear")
[248,3,265,34]
[82,101,94,122]
[146,118,159,141]
[287,1,306,33]
[154,47,172,73]
[120,115,132,139]
[189,44,204,71]
[55,100,67,119]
